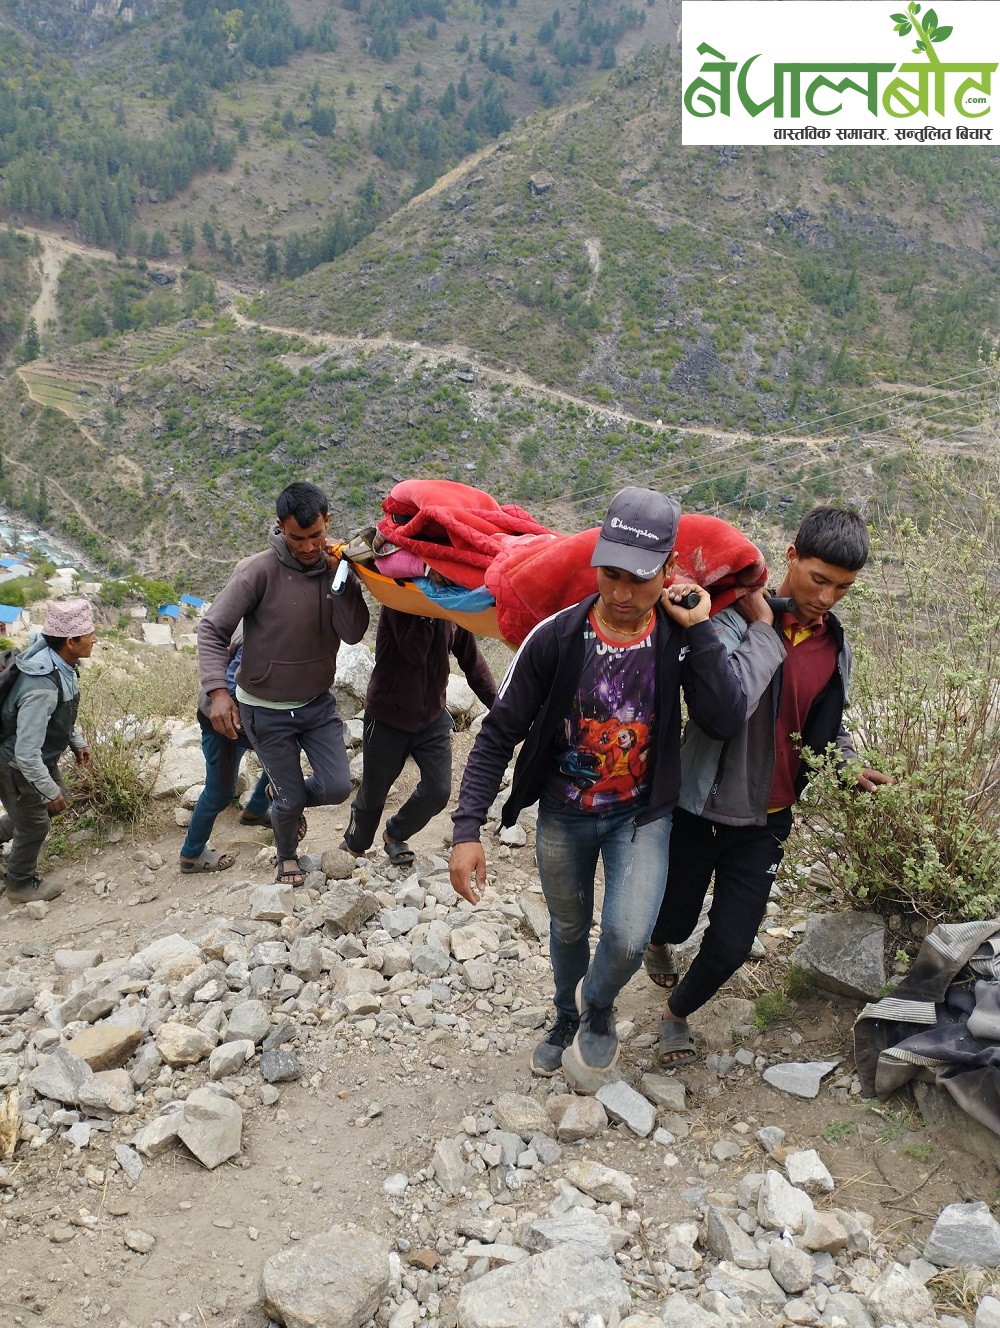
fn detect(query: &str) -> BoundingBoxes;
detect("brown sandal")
[657,1018,698,1066]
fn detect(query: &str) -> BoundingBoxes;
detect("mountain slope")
[0,50,995,585]
[259,47,1000,431]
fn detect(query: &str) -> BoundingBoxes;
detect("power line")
[533,374,993,524]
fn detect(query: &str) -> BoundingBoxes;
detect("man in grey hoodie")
[0,598,96,904]
[198,482,369,887]
[645,508,890,1066]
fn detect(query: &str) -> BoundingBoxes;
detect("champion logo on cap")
[591,487,681,581]
[610,517,660,542]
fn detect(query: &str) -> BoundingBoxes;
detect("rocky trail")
[1,641,998,1328]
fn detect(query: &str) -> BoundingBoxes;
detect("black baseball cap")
[590,487,680,580]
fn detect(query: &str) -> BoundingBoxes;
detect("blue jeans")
[535,798,672,1020]
[180,714,271,860]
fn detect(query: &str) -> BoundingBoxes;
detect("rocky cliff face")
[10,0,166,48]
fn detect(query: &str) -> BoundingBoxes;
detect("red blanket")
[485,514,768,646]
[377,479,552,590]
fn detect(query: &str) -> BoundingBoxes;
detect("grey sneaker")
[6,875,63,904]
[530,1013,580,1076]
[572,978,619,1072]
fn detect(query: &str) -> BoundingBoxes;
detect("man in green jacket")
[0,599,96,905]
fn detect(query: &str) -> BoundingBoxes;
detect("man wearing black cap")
[449,487,749,1082]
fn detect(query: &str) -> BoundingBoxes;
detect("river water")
[0,505,100,575]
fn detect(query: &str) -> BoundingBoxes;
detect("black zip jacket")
[452,595,750,843]
[365,608,497,733]
[793,610,855,798]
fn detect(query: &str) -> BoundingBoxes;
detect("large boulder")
[924,1201,1000,1268]
[457,1244,629,1328]
[259,1225,391,1328]
[791,910,886,1000]
[335,642,375,701]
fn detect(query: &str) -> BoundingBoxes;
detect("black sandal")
[383,837,415,867]
[274,857,305,887]
[644,944,679,990]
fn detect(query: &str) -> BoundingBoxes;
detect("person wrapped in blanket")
[449,487,757,1082]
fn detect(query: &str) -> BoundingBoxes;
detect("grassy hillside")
[2,309,989,590]
[260,47,1000,429]
[0,49,995,585]
[0,0,664,283]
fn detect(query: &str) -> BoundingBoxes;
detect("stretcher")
[331,544,508,643]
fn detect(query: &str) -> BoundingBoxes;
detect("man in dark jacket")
[0,599,96,904]
[340,607,497,866]
[646,507,891,1066]
[198,481,369,887]
[450,487,749,1082]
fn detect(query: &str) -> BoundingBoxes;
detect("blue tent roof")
[179,594,206,608]
[0,604,24,623]
[0,557,25,568]
[157,604,180,619]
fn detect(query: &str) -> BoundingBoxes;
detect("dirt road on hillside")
[27,232,112,336]
[12,223,982,469]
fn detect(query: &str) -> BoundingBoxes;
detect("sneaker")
[530,1012,580,1076]
[572,978,619,1071]
[5,875,63,905]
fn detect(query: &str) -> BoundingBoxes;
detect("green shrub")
[754,991,797,1029]
[99,575,178,612]
[1,578,53,607]
[800,479,1000,922]
[74,648,199,832]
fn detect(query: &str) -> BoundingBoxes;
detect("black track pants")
[650,805,794,1019]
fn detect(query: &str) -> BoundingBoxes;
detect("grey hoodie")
[198,531,369,705]
[0,634,86,801]
[678,606,857,826]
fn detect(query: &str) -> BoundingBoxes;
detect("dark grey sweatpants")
[0,754,62,884]
[239,692,351,860]
[343,708,453,852]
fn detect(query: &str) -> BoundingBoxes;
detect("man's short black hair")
[42,634,67,651]
[276,482,329,528]
[794,506,870,571]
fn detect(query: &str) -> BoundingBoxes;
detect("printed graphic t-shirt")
[544,611,658,811]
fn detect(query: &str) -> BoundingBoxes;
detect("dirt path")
[26,232,112,336]
[12,223,974,469]
[0,720,990,1328]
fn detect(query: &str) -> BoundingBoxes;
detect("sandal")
[275,857,305,887]
[644,943,679,990]
[240,811,307,842]
[657,1017,698,1067]
[180,849,237,874]
[383,836,415,867]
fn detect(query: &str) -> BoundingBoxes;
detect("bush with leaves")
[70,647,199,834]
[799,469,1000,922]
